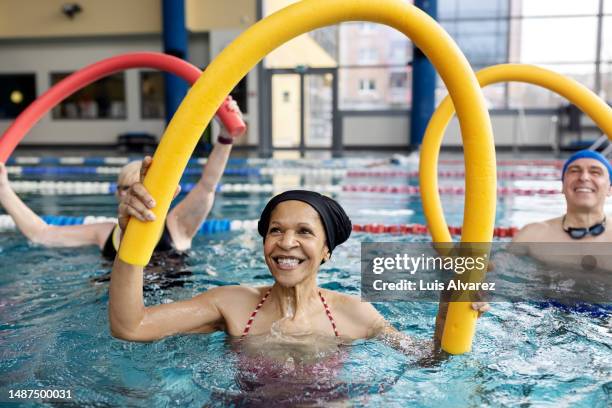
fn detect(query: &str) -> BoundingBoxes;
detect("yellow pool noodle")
[420,63,612,353]
[118,0,496,355]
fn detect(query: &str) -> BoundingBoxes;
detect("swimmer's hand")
[471,301,490,317]
[219,99,246,139]
[117,156,180,231]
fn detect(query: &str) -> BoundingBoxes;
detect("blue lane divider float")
[41,215,85,225]
[9,166,261,177]
[5,156,381,167]
[9,181,344,195]
[0,214,257,234]
[6,156,254,166]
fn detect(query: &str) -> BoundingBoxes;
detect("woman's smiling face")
[263,200,330,288]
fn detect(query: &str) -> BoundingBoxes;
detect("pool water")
[0,157,610,407]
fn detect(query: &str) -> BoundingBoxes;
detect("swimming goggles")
[562,215,606,239]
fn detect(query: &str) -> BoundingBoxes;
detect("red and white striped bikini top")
[241,289,339,338]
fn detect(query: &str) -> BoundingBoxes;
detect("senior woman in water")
[109,164,488,348]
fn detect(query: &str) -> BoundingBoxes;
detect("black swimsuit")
[101,222,176,261]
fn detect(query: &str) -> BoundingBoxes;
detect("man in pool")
[513,150,612,243]
[0,102,245,259]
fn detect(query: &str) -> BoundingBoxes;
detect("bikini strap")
[240,289,340,338]
[318,291,339,337]
[240,289,271,338]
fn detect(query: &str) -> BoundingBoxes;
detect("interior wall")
[186,0,255,31]
[0,34,209,146]
[0,0,160,38]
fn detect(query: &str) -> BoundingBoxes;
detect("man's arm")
[0,163,113,248]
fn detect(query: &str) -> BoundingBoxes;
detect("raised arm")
[167,102,246,250]
[110,168,225,341]
[0,162,113,248]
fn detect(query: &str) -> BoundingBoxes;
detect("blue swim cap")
[561,150,612,185]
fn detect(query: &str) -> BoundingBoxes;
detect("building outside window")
[266,0,611,111]
[358,79,376,93]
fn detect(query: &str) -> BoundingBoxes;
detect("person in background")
[0,102,245,260]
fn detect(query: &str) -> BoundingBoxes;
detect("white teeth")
[576,188,593,192]
[276,257,300,266]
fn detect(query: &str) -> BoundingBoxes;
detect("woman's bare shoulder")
[321,290,381,319]
[193,285,270,304]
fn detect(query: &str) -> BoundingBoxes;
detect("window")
[50,72,126,119]
[359,23,376,33]
[517,17,597,64]
[519,0,599,17]
[389,72,407,89]
[359,79,376,93]
[358,48,378,64]
[509,64,596,108]
[389,40,409,65]
[230,75,248,114]
[441,19,508,66]
[0,74,36,119]
[140,71,165,119]
[439,0,508,19]
[340,66,412,110]
[602,63,612,102]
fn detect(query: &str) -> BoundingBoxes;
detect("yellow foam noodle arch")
[420,63,612,353]
[118,0,496,355]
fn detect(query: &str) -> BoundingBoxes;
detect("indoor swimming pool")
[0,156,609,407]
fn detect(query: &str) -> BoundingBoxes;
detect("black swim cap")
[257,190,352,254]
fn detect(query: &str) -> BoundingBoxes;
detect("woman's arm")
[108,258,225,341]
[167,103,246,249]
[166,142,232,249]
[110,167,226,341]
[0,163,113,248]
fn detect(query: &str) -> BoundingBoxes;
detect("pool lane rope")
[4,180,563,197]
[6,165,563,180]
[0,214,519,238]
[6,155,574,169]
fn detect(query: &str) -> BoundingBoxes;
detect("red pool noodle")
[0,52,246,162]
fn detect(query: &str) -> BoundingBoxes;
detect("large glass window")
[509,64,596,108]
[51,72,126,120]
[518,0,599,17]
[0,74,36,119]
[441,19,509,66]
[439,0,508,19]
[340,66,412,110]
[603,16,612,65]
[601,63,612,103]
[517,17,597,64]
[338,22,412,110]
[263,0,610,111]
